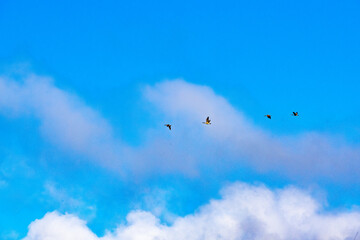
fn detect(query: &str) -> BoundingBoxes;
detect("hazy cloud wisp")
[0,75,359,182]
[0,74,124,172]
[143,80,360,181]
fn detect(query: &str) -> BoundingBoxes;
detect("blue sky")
[0,0,360,239]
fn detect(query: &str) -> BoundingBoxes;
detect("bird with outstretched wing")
[202,116,211,125]
[264,114,271,119]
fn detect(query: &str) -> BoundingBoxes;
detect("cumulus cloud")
[143,80,360,181]
[0,74,125,172]
[23,182,360,240]
[24,211,98,240]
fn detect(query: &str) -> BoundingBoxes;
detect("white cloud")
[23,212,98,240]
[0,75,359,182]
[0,74,125,173]
[44,182,83,209]
[143,80,360,181]
[23,182,360,240]
[43,182,96,221]
[131,188,178,224]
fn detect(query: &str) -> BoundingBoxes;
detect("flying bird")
[164,124,172,130]
[292,112,299,116]
[264,114,271,119]
[202,116,211,125]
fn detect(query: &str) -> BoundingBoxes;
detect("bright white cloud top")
[23,182,360,240]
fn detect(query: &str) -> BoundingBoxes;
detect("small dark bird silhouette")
[264,114,271,119]
[292,112,299,116]
[202,116,211,125]
[164,124,171,130]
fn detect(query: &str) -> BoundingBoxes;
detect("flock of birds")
[164,112,299,130]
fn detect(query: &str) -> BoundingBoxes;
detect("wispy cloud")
[143,79,360,182]
[0,74,125,173]
[23,182,360,240]
[131,188,178,224]
[1,231,19,240]
[0,74,359,182]
[44,182,83,208]
[0,179,7,188]
[43,182,96,221]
